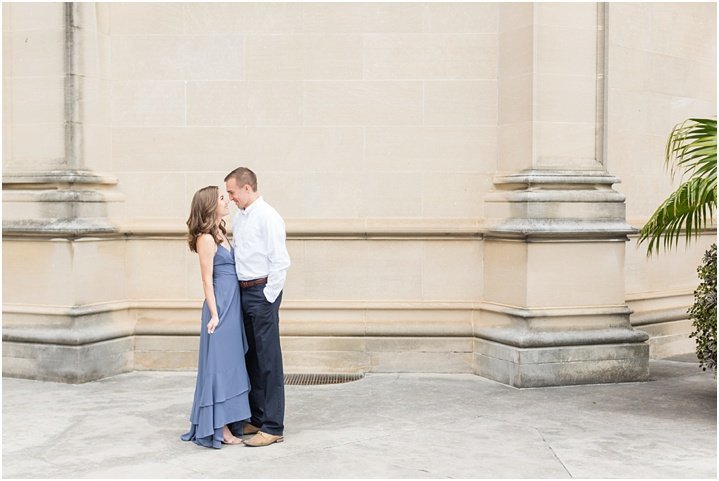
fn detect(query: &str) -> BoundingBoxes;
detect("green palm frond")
[639,118,717,256]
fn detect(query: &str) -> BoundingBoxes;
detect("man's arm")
[264,212,291,303]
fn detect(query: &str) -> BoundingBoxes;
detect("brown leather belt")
[239,277,268,289]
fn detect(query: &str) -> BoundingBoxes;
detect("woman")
[181,186,250,448]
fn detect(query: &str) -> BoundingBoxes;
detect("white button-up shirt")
[232,197,290,303]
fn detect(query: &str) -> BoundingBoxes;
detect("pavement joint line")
[535,427,573,478]
[472,413,574,477]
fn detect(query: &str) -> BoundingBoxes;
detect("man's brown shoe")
[244,431,284,447]
[242,424,261,436]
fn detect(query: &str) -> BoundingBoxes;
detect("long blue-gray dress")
[181,243,251,449]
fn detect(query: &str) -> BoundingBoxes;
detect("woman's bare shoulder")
[196,233,217,252]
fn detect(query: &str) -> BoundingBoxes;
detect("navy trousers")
[241,285,285,436]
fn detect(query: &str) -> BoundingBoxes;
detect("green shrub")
[688,243,717,372]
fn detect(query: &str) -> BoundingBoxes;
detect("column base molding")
[3,300,662,387]
[473,338,649,388]
[3,337,134,384]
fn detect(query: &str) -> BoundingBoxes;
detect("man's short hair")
[225,167,258,192]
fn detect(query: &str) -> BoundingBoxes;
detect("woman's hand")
[207,315,219,334]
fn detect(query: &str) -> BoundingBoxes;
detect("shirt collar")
[241,196,264,216]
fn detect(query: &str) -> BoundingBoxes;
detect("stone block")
[498,3,533,33]
[2,337,133,383]
[281,336,366,353]
[112,127,248,172]
[421,240,483,301]
[625,235,714,295]
[535,73,596,124]
[81,123,113,174]
[424,80,497,126]
[635,318,696,359]
[421,172,491,219]
[3,2,64,31]
[2,239,74,306]
[635,319,692,337]
[648,2,716,61]
[365,337,473,354]
[185,2,303,34]
[647,333,696,360]
[362,241,424,300]
[7,122,65,168]
[356,172,422,218]
[126,240,188,299]
[604,45,650,92]
[6,76,65,125]
[6,30,65,77]
[534,121,598,167]
[300,239,422,300]
[498,26,533,77]
[607,3,652,50]
[282,350,370,374]
[370,351,474,373]
[526,242,626,308]
[535,24,597,76]
[111,81,186,126]
[301,241,369,300]
[303,81,423,125]
[244,126,364,173]
[483,240,529,307]
[300,3,425,33]
[109,3,184,35]
[363,34,496,80]
[364,126,496,172]
[427,3,498,33]
[245,35,362,80]
[79,77,111,126]
[365,318,472,336]
[134,350,198,371]
[110,36,243,81]
[115,172,188,219]
[72,239,128,305]
[187,81,302,126]
[648,52,690,97]
[498,121,533,172]
[134,335,199,352]
[535,2,597,28]
[473,338,649,387]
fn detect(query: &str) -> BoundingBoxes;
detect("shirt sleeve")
[263,211,291,303]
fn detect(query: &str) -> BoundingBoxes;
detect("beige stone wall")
[2,2,716,382]
[108,2,497,223]
[605,2,717,356]
[106,4,496,357]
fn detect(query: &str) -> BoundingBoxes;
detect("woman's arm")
[197,234,220,334]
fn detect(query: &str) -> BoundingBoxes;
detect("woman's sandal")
[222,436,243,445]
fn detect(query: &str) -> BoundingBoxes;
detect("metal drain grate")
[284,373,365,386]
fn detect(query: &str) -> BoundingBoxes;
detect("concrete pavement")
[2,355,716,479]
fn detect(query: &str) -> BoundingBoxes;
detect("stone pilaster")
[2,3,129,382]
[477,3,649,387]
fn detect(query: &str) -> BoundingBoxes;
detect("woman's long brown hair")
[186,186,227,253]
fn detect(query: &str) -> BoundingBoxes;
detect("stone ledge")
[493,169,621,188]
[2,170,118,187]
[474,326,649,349]
[119,218,486,239]
[2,218,118,237]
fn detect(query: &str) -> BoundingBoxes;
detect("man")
[225,167,290,447]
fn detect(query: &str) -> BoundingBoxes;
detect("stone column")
[2,3,129,382]
[476,3,649,387]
